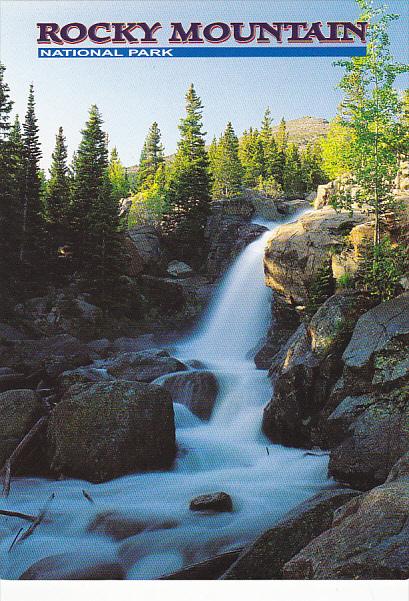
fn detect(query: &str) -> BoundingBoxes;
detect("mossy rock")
[47,380,176,483]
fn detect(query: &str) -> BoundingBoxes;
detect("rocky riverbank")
[1,183,408,580]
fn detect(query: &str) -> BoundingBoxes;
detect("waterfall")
[179,228,273,364]
[0,211,332,580]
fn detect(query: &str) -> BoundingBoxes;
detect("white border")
[1,581,408,601]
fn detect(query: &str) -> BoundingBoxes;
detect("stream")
[0,213,333,580]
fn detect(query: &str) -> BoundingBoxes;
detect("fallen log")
[0,510,37,522]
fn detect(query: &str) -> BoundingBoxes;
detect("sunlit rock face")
[263,206,367,307]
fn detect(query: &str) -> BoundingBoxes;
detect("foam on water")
[0,210,332,580]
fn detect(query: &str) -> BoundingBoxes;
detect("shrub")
[356,237,408,302]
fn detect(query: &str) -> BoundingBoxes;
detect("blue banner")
[38,46,367,59]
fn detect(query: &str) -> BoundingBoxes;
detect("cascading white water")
[0,211,332,580]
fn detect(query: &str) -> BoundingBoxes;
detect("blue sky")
[1,0,408,169]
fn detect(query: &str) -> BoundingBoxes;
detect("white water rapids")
[0,213,332,580]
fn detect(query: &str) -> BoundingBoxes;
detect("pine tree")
[239,128,264,188]
[137,122,164,190]
[260,108,280,180]
[306,257,336,316]
[211,122,243,199]
[283,142,305,199]
[108,146,129,201]
[275,117,288,184]
[208,135,218,179]
[46,126,70,257]
[0,64,21,300]
[20,84,45,280]
[70,105,110,266]
[162,84,211,262]
[71,105,126,310]
[0,63,12,141]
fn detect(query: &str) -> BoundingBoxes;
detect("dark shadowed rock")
[153,370,219,420]
[262,292,371,447]
[0,372,27,393]
[283,473,409,579]
[20,552,125,580]
[47,381,176,482]
[126,225,165,276]
[162,549,242,580]
[222,488,359,579]
[88,510,178,541]
[140,274,213,324]
[0,334,92,380]
[106,349,187,382]
[386,451,409,483]
[0,322,28,341]
[190,492,233,513]
[112,335,155,353]
[328,396,409,490]
[58,365,113,394]
[87,338,112,357]
[254,294,300,369]
[204,196,268,280]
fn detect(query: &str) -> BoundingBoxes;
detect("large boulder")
[204,196,267,280]
[262,292,371,447]
[47,381,176,482]
[0,389,44,467]
[15,294,103,339]
[58,365,113,395]
[106,349,187,382]
[153,370,219,420]
[283,466,409,579]
[141,274,214,323]
[322,292,409,489]
[222,488,359,579]
[264,206,367,306]
[125,225,165,276]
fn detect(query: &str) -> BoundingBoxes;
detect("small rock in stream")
[190,492,233,513]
